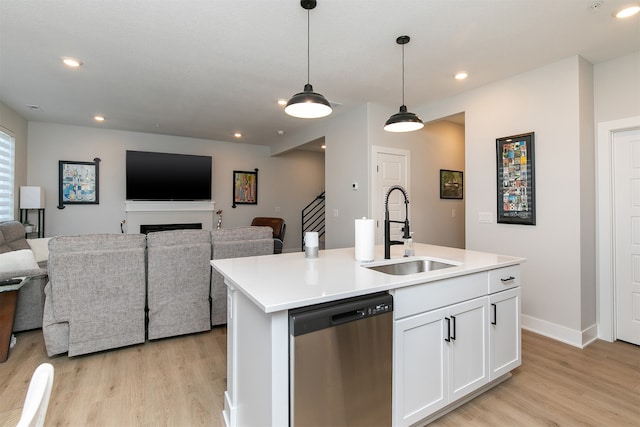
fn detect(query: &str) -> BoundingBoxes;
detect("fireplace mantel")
[124,201,216,234]
[124,201,215,212]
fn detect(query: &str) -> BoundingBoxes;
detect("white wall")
[0,101,28,219]
[25,122,324,253]
[272,104,370,250]
[418,56,594,346]
[594,51,640,123]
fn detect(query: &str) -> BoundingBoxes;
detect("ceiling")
[1,1,638,149]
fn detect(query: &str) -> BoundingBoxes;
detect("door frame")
[370,146,411,244]
[596,116,640,341]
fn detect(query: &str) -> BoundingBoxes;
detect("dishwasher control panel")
[368,302,392,316]
[290,292,393,336]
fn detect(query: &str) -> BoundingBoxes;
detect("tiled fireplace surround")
[124,201,216,234]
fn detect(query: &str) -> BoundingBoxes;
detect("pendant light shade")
[285,83,332,118]
[285,0,332,119]
[384,105,424,132]
[384,35,423,132]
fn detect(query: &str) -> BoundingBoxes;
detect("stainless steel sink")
[363,258,457,275]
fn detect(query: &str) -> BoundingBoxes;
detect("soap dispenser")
[404,232,414,257]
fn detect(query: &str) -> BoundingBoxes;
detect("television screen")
[126,150,212,201]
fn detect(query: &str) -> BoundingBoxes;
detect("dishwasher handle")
[332,309,366,325]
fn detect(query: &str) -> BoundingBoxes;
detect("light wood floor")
[0,328,637,426]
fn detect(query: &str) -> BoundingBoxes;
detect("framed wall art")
[439,169,463,199]
[57,158,100,209]
[496,132,535,225]
[232,169,258,208]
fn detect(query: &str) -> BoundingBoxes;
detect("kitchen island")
[212,243,524,427]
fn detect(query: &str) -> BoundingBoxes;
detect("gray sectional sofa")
[41,226,274,357]
[0,221,48,332]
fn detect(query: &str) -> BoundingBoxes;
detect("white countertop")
[211,243,525,313]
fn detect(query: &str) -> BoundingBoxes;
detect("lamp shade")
[384,105,424,132]
[20,186,45,209]
[285,84,333,119]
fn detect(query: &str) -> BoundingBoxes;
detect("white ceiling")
[1,0,638,148]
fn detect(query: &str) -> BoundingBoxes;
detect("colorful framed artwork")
[496,132,536,225]
[440,169,463,199]
[232,169,258,208]
[57,158,100,208]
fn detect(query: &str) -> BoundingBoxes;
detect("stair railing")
[301,191,325,251]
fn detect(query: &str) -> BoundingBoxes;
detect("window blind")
[0,129,15,221]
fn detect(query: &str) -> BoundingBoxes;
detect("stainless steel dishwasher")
[289,292,393,427]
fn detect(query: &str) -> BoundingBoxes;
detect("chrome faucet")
[384,185,410,259]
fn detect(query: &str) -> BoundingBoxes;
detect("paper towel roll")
[355,217,375,262]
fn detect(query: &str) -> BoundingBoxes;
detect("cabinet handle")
[444,317,451,342]
[491,303,497,325]
[500,276,515,283]
[451,315,456,341]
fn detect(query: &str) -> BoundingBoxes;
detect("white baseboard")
[521,315,598,348]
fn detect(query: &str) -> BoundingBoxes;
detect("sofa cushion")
[0,249,39,273]
[27,237,52,263]
[0,221,30,254]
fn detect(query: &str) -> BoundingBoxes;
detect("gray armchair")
[146,230,212,340]
[42,234,146,356]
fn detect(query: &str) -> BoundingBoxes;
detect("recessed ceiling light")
[454,72,468,80]
[321,144,326,149]
[615,5,640,18]
[277,99,287,106]
[62,57,83,68]
[94,115,105,122]
[234,132,242,138]
[26,105,40,111]
[277,130,285,135]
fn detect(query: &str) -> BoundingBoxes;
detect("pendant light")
[285,0,332,119]
[384,35,424,132]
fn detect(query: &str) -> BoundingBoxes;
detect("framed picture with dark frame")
[440,169,463,199]
[57,158,100,208]
[232,169,258,208]
[496,132,535,225]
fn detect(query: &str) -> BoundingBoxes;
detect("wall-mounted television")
[126,150,212,201]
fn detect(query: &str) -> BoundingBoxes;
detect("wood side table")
[0,277,26,362]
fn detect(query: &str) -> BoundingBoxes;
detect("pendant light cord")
[307,8,310,85]
[401,43,405,106]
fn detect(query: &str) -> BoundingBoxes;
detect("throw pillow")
[27,237,52,263]
[0,249,40,274]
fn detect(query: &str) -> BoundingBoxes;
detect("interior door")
[374,148,409,245]
[614,128,640,345]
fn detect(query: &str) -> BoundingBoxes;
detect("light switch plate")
[478,212,492,223]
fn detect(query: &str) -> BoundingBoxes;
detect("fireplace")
[140,223,202,234]
[124,201,215,234]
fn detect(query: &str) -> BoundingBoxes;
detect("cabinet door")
[447,297,490,402]
[489,287,521,379]
[394,307,449,427]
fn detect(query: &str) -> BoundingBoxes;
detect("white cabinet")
[392,265,521,427]
[393,296,488,427]
[448,297,489,401]
[489,287,521,379]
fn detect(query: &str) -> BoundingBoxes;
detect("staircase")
[301,192,325,251]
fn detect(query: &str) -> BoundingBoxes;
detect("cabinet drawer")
[393,272,486,319]
[488,265,520,294]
